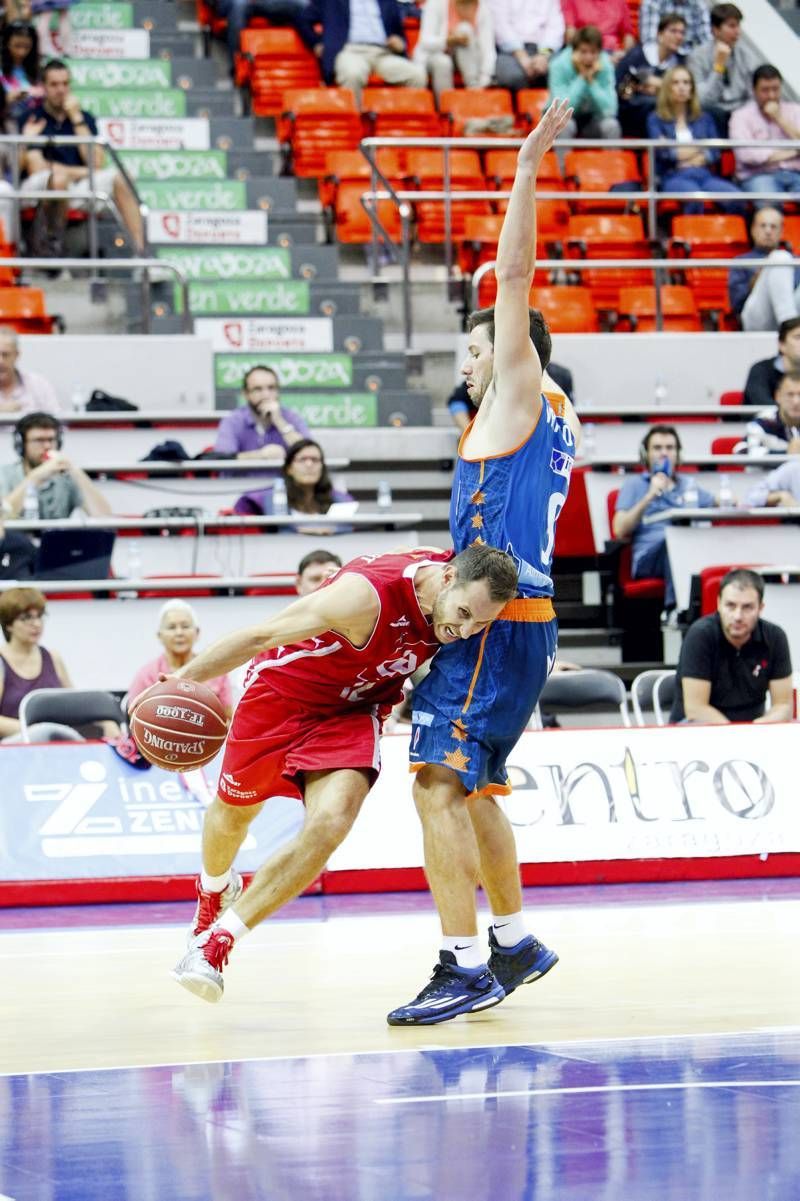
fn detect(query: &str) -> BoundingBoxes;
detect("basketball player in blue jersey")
[389,97,582,1026]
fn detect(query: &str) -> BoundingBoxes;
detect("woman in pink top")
[129,601,233,720]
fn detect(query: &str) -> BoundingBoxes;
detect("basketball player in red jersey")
[133,544,518,1003]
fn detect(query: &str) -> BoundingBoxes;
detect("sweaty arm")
[681,677,729,724]
[143,575,380,691]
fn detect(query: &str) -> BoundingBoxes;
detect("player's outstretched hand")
[518,97,573,172]
[127,673,174,717]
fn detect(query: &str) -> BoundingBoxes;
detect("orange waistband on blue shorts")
[498,597,556,623]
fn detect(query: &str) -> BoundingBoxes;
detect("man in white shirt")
[488,0,565,90]
[0,328,61,416]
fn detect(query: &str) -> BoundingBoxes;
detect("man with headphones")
[0,412,111,519]
[612,424,716,609]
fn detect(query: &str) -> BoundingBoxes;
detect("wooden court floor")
[2,883,798,1077]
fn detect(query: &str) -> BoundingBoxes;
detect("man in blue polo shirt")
[213,365,310,468]
[20,60,144,254]
[612,423,716,608]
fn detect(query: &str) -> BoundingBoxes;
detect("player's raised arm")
[129,576,379,706]
[492,98,572,413]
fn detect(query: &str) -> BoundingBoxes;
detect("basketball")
[130,679,228,771]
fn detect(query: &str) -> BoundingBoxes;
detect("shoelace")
[204,933,233,970]
[195,887,224,935]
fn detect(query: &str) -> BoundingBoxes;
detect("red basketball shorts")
[216,689,382,807]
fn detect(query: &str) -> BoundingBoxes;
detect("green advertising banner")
[118,150,227,182]
[75,89,187,118]
[284,393,377,427]
[70,59,171,89]
[73,2,134,28]
[215,355,353,390]
[182,280,310,315]
[156,246,291,280]
[138,180,247,213]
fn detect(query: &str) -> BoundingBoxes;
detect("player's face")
[461,323,494,404]
[431,576,506,644]
[158,611,199,657]
[717,584,762,645]
[296,561,339,596]
[751,207,783,250]
[776,378,800,425]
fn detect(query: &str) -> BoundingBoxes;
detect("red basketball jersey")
[243,548,453,714]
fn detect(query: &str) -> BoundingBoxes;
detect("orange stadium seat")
[333,182,404,244]
[405,148,482,186]
[516,89,549,128]
[361,88,441,137]
[318,147,405,209]
[564,149,642,212]
[783,215,800,252]
[406,148,490,243]
[485,149,561,191]
[238,29,321,113]
[615,285,701,332]
[438,89,515,136]
[279,89,362,177]
[535,286,599,333]
[563,214,652,310]
[669,214,749,322]
[0,288,57,333]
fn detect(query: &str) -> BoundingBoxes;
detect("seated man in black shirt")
[20,60,144,254]
[745,370,800,454]
[670,567,792,723]
[743,316,800,407]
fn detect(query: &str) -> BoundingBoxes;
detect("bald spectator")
[295,548,342,595]
[639,0,711,51]
[562,0,634,62]
[728,207,800,332]
[0,327,60,415]
[488,0,565,90]
[688,3,761,135]
[730,65,800,201]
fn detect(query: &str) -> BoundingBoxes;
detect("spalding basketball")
[130,679,228,771]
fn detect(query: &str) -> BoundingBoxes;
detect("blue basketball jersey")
[450,399,576,597]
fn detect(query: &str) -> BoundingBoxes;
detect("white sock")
[200,868,230,893]
[490,912,528,948]
[215,909,249,942]
[442,935,485,969]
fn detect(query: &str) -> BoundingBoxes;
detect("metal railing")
[1,132,147,256]
[356,135,800,348]
[0,256,191,333]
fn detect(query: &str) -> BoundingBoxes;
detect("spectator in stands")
[487,0,565,91]
[128,601,233,721]
[729,65,800,201]
[298,0,426,104]
[0,326,60,414]
[745,371,800,454]
[688,3,760,135]
[212,0,311,64]
[616,11,687,139]
[20,59,144,255]
[562,0,634,62]
[0,411,111,518]
[729,207,800,332]
[744,317,800,407]
[413,0,496,101]
[745,458,800,507]
[548,25,621,141]
[0,19,42,127]
[647,66,744,214]
[669,568,792,724]
[639,0,710,52]
[232,438,356,531]
[213,366,310,464]
[612,424,716,608]
[0,585,70,740]
[447,361,574,432]
[295,548,342,594]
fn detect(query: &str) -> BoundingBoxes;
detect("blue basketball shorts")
[409,598,558,796]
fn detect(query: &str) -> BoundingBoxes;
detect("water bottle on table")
[717,474,735,509]
[376,480,393,509]
[272,476,288,517]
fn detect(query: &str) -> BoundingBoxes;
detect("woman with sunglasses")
[232,438,356,534]
[0,585,69,739]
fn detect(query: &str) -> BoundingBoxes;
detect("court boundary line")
[375,1078,800,1105]
[2,1025,798,1080]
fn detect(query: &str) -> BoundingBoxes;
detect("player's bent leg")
[189,794,262,940]
[173,770,370,1004]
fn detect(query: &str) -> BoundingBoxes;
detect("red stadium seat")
[138,575,221,598]
[719,391,744,406]
[710,436,744,455]
[699,564,741,615]
[607,489,665,601]
[783,215,800,252]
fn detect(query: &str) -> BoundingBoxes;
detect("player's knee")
[211,795,260,832]
[303,806,356,855]
[413,766,467,815]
